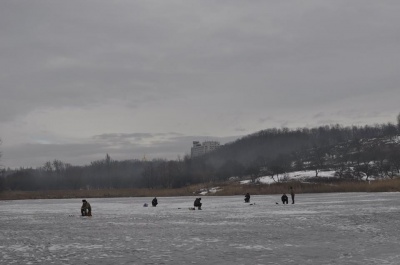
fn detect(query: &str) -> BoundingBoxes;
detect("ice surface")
[1,193,400,264]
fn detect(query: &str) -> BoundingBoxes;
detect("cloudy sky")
[1,1,399,169]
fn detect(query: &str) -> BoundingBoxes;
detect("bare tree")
[309,145,327,177]
[397,112,400,133]
[0,139,4,191]
[0,138,4,176]
[0,138,2,164]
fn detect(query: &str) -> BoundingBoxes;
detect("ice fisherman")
[281,193,288,204]
[244,193,250,203]
[194,198,202,210]
[81,199,92,216]
[152,197,158,207]
[290,187,295,204]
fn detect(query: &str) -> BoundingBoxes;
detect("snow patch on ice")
[230,244,273,251]
[48,243,103,251]
[8,245,31,252]
[271,210,319,215]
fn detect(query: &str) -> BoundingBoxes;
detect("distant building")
[191,141,220,158]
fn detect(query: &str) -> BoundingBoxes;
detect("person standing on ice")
[81,199,92,216]
[194,198,202,210]
[244,193,250,203]
[290,187,295,204]
[152,197,158,207]
[281,193,288,204]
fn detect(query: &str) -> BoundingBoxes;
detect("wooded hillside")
[1,121,400,191]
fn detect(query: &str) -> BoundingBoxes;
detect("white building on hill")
[191,141,220,158]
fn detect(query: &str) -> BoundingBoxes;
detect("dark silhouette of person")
[244,193,250,203]
[194,198,202,210]
[81,199,92,216]
[152,197,158,207]
[290,187,295,204]
[281,193,288,204]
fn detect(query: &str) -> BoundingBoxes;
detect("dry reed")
[1,178,400,200]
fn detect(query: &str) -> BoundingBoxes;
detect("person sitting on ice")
[152,197,158,207]
[194,198,202,210]
[244,193,250,203]
[281,193,288,204]
[81,199,92,216]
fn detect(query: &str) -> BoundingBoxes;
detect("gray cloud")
[1,133,239,169]
[1,1,399,168]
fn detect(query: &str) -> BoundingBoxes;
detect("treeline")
[0,154,212,191]
[1,121,400,191]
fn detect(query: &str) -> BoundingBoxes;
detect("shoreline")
[1,178,400,200]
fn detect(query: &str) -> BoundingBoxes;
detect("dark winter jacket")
[194,198,202,207]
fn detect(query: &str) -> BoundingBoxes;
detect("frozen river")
[1,193,400,264]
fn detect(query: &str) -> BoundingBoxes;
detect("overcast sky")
[1,1,399,169]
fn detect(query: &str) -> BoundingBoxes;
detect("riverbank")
[1,178,400,200]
